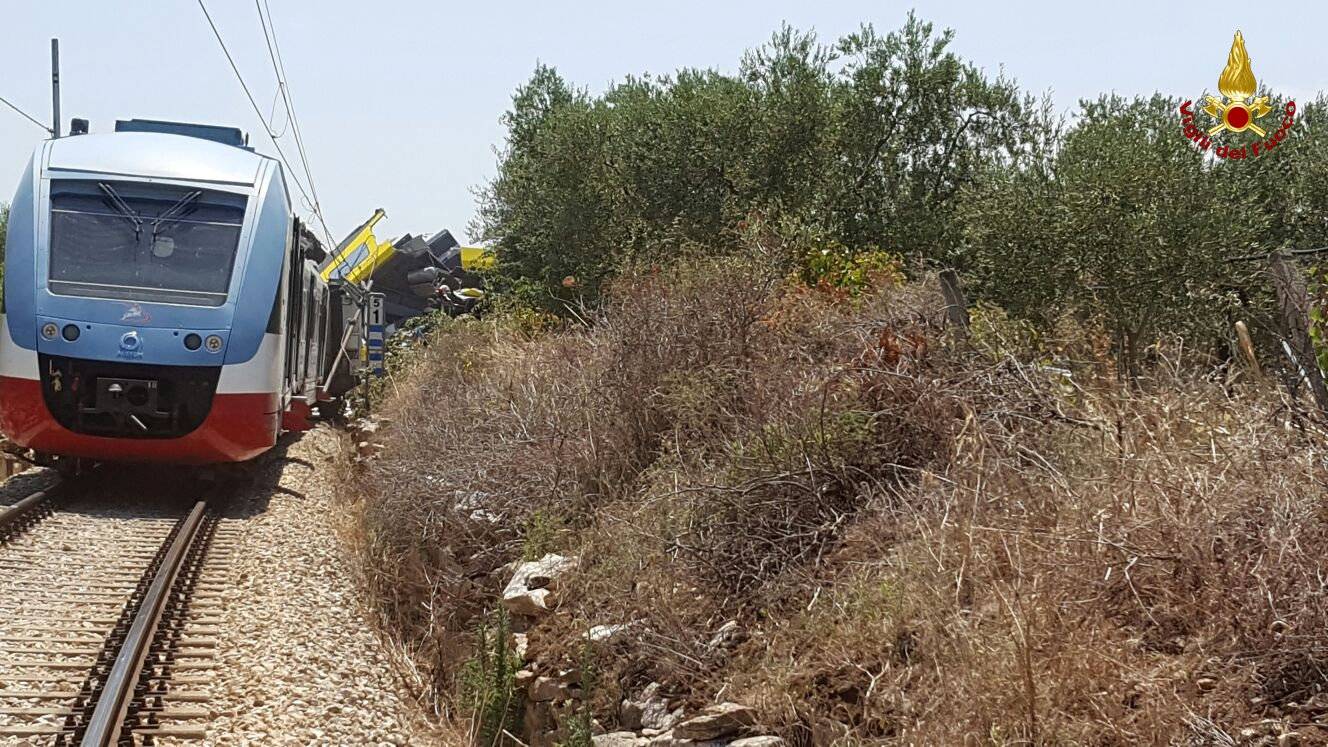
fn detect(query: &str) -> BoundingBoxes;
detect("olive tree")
[477,15,1043,310]
[822,15,1041,264]
[961,94,1262,375]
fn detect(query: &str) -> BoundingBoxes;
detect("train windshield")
[47,180,247,307]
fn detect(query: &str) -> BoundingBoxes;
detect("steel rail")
[79,500,208,747]
[0,488,55,536]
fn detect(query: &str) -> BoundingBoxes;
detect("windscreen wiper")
[97,183,143,239]
[152,190,203,235]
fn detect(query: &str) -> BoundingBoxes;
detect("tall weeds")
[342,256,1328,744]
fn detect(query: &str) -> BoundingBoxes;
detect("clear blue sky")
[1,1,1324,245]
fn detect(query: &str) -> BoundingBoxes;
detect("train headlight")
[204,335,223,353]
[184,333,202,351]
[61,325,81,342]
[41,323,58,340]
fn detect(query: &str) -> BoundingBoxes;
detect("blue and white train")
[0,119,351,465]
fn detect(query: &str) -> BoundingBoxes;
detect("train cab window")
[47,180,247,307]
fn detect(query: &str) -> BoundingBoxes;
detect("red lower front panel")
[281,399,314,432]
[0,376,280,465]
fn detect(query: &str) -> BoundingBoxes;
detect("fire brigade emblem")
[1178,31,1296,160]
[1202,31,1271,136]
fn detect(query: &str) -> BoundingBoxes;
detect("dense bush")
[345,257,1328,743]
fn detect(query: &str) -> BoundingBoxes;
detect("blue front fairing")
[5,131,291,368]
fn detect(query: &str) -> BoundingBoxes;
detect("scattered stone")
[731,738,786,747]
[502,553,579,616]
[515,668,536,688]
[622,682,679,731]
[468,508,501,523]
[525,700,556,740]
[351,416,382,436]
[491,559,523,582]
[707,620,744,650]
[556,667,584,686]
[456,491,503,523]
[673,702,757,741]
[646,731,725,747]
[621,701,644,731]
[594,732,648,747]
[529,675,578,702]
[811,716,850,745]
[589,620,640,643]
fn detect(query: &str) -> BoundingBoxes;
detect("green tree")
[1220,94,1328,253]
[962,94,1262,375]
[598,68,757,255]
[822,14,1042,264]
[474,65,616,309]
[957,155,1067,326]
[477,15,1043,310]
[736,25,836,223]
[1217,95,1328,368]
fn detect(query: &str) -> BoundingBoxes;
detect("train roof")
[44,130,273,188]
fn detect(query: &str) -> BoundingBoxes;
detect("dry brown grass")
[341,255,1328,745]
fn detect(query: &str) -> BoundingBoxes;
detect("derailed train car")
[320,209,492,326]
[0,119,354,465]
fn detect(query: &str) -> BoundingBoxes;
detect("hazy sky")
[1,1,1325,245]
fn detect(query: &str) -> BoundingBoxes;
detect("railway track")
[0,485,60,544]
[0,482,238,745]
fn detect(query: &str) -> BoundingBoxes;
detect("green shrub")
[459,609,523,746]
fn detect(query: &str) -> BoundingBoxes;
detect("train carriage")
[0,119,348,465]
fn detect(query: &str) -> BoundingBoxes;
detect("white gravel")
[201,426,441,746]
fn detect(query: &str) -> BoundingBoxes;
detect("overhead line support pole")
[50,39,60,138]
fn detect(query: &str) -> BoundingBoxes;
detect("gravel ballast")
[204,426,438,746]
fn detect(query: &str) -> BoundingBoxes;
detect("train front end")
[0,125,290,464]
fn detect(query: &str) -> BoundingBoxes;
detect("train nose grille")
[38,355,221,439]
[94,378,160,432]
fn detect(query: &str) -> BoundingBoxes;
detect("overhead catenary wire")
[266,86,290,138]
[195,0,314,206]
[195,0,336,248]
[255,0,393,298]
[254,0,326,240]
[0,93,53,135]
